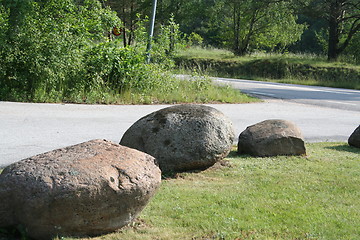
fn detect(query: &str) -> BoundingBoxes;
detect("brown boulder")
[238,119,306,157]
[0,139,161,240]
[348,125,360,148]
[120,104,235,173]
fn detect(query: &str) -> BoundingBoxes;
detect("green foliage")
[227,1,306,54]
[119,0,359,62]
[0,224,28,240]
[0,0,120,102]
[152,0,306,55]
[176,47,360,90]
[299,0,360,61]
[344,34,360,64]
[257,3,306,51]
[0,0,196,104]
[81,41,161,93]
[187,32,203,47]
[151,16,186,64]
[145,76,259,104]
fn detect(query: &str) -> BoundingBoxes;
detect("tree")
[327,0,359,61]
[218,0,305,55]
[107,0,145,46]
[343,31,360,63]
[299,0,360,61]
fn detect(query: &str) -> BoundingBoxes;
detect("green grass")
[50,142,360,240]
[177,47,359,68]
[26,75,258,105]
[102,77,259,105]
[178,46,237,60]
[176,47,360,90]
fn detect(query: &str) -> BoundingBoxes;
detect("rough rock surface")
[120,104,235,173]
[0,139,161,240]
[348,125,360,148]
[238,119,306,157]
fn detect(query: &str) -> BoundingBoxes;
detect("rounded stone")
[238,119,306,157]
[120,104,235,173]
[348,125,360,148]
[0,139,161,240]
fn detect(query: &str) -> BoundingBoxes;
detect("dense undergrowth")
[175,48,360,90]
[0,0,255,105]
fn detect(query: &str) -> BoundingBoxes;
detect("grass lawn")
[52,142,360,240]
[115,76,260,105]
[176,47,360,69]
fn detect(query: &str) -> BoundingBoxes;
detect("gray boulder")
[238,119,306,157]
[120,104,235,173]
[348,125,360,148]
[0,139,161,240]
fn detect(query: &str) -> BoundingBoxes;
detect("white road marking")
[326,101,357,106]
[214,77,360,96]
[249,91,275,97]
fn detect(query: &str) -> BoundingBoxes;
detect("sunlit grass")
[177,47,359,68]
[53,142,360,240]
[62,76,259,105]
[175,47,360,90]
[177,46,236,60]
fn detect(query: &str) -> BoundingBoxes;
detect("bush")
[187,32,204,47]
[0,0,121,102]
[0,0,190,103]
[80,41,168,94]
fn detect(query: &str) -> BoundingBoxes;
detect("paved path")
[211,76,360,111]
[1,99,359,167]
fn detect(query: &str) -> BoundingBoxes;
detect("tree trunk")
[233,3,243,55]
[122,5,127,47]
[234,9,257,56]
[127,3,134,46]
[327,1,342,61]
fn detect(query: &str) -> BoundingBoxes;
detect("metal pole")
[146,0,157,63]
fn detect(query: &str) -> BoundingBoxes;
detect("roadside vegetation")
[175,47,360,90]
[1,0,359,104]
[0,0,255,105]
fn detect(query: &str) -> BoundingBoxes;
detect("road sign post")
[146,0,157,63]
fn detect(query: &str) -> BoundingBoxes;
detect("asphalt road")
[1,78,359,167]
[212,76,360,111]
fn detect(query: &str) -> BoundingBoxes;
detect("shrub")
[0,0,120,102]
[0,0,189,103]
[80,41,166,94]
[188,32,204,47]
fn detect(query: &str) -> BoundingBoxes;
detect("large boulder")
[0,139,161,240]
[120,104,235,173]
[238,119,306,157]
[348,125,360,148]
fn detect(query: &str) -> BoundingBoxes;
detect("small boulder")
[120,104,235,173]
[0,139,161,240]
[348,125,360,148]
[238,119,306,157]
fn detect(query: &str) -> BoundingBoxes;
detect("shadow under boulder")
[238,119,306,157]
[0,139,161,240]
[120,104,235,174]
[348,125,360,148]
